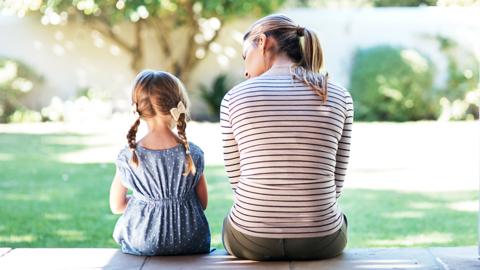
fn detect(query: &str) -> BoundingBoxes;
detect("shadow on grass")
[0,133,477,249]
[340,189,477,248]
[205,168,478,249]
[0,133,117,247]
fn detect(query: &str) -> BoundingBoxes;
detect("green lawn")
[0,132,477,249]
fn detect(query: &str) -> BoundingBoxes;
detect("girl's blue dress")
[113,142,210,256]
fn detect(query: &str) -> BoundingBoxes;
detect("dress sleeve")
[194,147,205,182]
[115,147,133,189]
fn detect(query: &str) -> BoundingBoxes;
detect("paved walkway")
[0,247,478,269]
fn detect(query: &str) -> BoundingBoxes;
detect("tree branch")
[87,16,134,53]
[131,20,143,72]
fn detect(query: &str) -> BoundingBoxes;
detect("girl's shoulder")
[187,142,204,157]
[117,146,131,161]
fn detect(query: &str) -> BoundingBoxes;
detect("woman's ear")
[258,33,267,54]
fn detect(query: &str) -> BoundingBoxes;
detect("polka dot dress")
[112,142,211,256]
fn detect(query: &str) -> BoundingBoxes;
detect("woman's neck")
[263,55,295,76]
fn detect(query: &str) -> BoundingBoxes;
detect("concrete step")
[0,247,478,270]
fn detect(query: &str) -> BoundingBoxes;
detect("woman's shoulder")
[327,80,350,96]
[327,80,353,111]
[226,76,276,97]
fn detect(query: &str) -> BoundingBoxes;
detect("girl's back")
[113,142,210,255]
[109,70,210,256]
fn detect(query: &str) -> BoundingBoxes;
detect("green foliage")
[372,0,437,6]
[349,45,438,121]
[0,1,285,122]
[199,73,232,120]
[8,109,43,123]
[18,0,286,24]
[1,0,285,82]
[292,0,439,8]
[434,35,479,120]
[0,57,43,123]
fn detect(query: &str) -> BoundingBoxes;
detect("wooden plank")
[143,249,291,270]
[428,246,480,270]
[291,248,440,270]
[0,248,145,270]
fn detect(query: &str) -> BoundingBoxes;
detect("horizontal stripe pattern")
[220,74,353,238]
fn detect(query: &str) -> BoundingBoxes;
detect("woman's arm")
[334,92,354,199]
[109,168,129,214]
[195,174,208,210]
[220,93,241,192]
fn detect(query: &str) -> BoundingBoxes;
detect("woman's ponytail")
[244,14,329,102]
[292,26,328,102]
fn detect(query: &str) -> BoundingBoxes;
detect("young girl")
[109,70,210,256]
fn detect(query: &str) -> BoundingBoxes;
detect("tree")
[1,0,284,85]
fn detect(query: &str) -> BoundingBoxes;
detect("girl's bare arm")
[109,168,129,214]
[195,174,208,210]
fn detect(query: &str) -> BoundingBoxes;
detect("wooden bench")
[0,247,478,269]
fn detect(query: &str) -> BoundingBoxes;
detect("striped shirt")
[220,74,353,238]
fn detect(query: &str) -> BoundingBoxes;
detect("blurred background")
[0,0,479,250]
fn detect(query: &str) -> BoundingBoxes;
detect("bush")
[435,35,479,121]
[349,45,439,121]
[0,57,43,123]
[8,109,42,123]
[199,73,233,121]
[41,86,113,123]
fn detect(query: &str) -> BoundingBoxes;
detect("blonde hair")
[127,70,196,175]
[244,14,328,101]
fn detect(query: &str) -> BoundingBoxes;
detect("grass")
[0,132,477,249]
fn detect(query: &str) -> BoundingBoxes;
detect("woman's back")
[113,142,210,255]
[221,74,353,238]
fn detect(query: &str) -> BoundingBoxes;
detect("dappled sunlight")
[210,234,222,248]
[1,193,50,202]
[408,202,437,210]
[57,146,116,164]
[354,260,424,269]
[383,211,424,219]
[448,200,478,212]
[213,260,268,264]
[43,213,71,221]
[0,127,477,249]
[367,232,453,247]
[0,153,13,161]
[55,230,86,242]
[0,234,36,244]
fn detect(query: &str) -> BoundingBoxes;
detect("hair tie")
[170,101,186,122]
[296,26,305,37]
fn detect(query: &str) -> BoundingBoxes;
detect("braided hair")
[126,70,195,175]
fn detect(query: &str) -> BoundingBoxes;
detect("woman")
[220,14,353,260]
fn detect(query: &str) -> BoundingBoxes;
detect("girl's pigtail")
[176,113,196,176]
[127,117,141,168]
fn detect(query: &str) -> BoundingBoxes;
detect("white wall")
[0,15,134,109]
[284,7,480,87]
[0,7,479,119]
